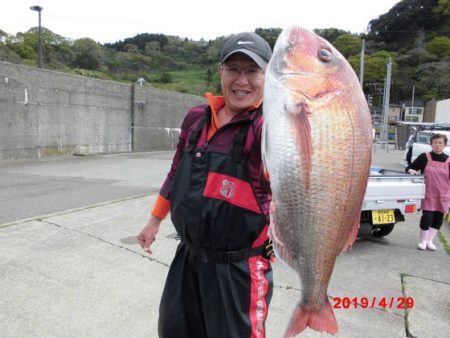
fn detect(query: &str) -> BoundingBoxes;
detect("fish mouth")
[269,26,312,77]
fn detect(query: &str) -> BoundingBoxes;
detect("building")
[387,103,401,124]
[423,99,437,122]
[402,99,424,122]
[371,103,402,127]
[423,98,450,123]
[436,99,450,123]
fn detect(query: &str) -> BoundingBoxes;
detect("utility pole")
[359,39,365,88]
[381,57,392,152]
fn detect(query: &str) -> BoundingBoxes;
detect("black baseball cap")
[220,32,272,69]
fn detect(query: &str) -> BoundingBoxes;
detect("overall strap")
[186,110,209,152]
[230,105,263,163]
[231,122,251,163]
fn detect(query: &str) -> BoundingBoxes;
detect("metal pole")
[411,85,415,116]
[383,58,392,153]
[30,6,43,68]
[380,78,387,149]
[359,39,365,87]
[38,10,42,68]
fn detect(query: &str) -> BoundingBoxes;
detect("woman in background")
[406,133,450,251]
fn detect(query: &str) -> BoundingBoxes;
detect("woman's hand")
[408,169,418,175]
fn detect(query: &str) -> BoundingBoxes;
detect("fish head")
[267,25,359,104]
[263,25,372,192]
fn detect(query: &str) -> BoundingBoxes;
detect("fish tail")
[283,300,338,337]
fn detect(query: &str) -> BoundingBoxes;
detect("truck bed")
[362,169,425,212]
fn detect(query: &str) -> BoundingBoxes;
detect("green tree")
[314,28,350,44]
[367,0,448,50]
[433,0,450,15]
[72,38,104,70]
[397,47,439,68]
[48,39,76,68]
[9,41,35,59]
[254,28,282,49]
[426,36,450,57]
[333,34,362,58]
[416,60,450,100]
[206,68,212,86]
[13,31,38,61]
[349,50,397,83]
[157,72,173,83]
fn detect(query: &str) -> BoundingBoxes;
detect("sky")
[2,0,402,43]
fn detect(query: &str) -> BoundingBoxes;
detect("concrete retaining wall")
[0,62,205,160]
[132,83,205,151]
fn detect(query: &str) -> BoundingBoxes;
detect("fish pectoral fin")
[270,231,293,265]
[268,208,294,266]
[288,102,313,188]
[340,220,359,254]
[284,300,338,337]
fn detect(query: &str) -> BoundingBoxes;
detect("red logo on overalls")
[220,179,236,199]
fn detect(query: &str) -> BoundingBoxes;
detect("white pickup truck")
[359,167,425,237]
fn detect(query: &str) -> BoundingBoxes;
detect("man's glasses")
[221,64,265,80]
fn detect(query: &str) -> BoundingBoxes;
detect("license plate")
[372,209,395,225]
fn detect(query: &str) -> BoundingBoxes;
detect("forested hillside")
[1,0,449,105]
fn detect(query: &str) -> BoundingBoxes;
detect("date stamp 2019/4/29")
[332,297,415,309]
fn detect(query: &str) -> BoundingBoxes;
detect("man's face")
[431,137,446,154]
[219,53,265,114]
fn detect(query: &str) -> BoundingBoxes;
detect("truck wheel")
[372,224,395,237]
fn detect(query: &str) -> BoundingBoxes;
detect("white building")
[403,100,424,122]
[435,99,450,123]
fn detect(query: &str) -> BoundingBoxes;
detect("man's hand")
[137,216,162,254]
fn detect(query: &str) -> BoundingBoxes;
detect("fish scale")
[262,25,372,337]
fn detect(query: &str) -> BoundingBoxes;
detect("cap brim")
[221,49,267,69]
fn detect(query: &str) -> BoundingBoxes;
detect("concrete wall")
[0,62,205,159]
[132,83,205,151]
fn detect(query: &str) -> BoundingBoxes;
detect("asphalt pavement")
[0,144,449,338]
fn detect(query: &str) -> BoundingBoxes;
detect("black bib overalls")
[158,108,273,338]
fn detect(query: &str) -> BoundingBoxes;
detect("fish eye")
[318,48,332,62]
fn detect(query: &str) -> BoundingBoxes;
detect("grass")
[438,230,450,255]
[400,273,412,337]
[149,67,221,96]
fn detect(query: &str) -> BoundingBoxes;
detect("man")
[404,126,417,166]
[138,32,273,338]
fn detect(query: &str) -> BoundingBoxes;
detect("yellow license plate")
[372,209,395,225]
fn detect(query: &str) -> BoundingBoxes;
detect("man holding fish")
[138,26,372,338]
[138,32,274,337]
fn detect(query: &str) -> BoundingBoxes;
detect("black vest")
[169,107,269,262]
